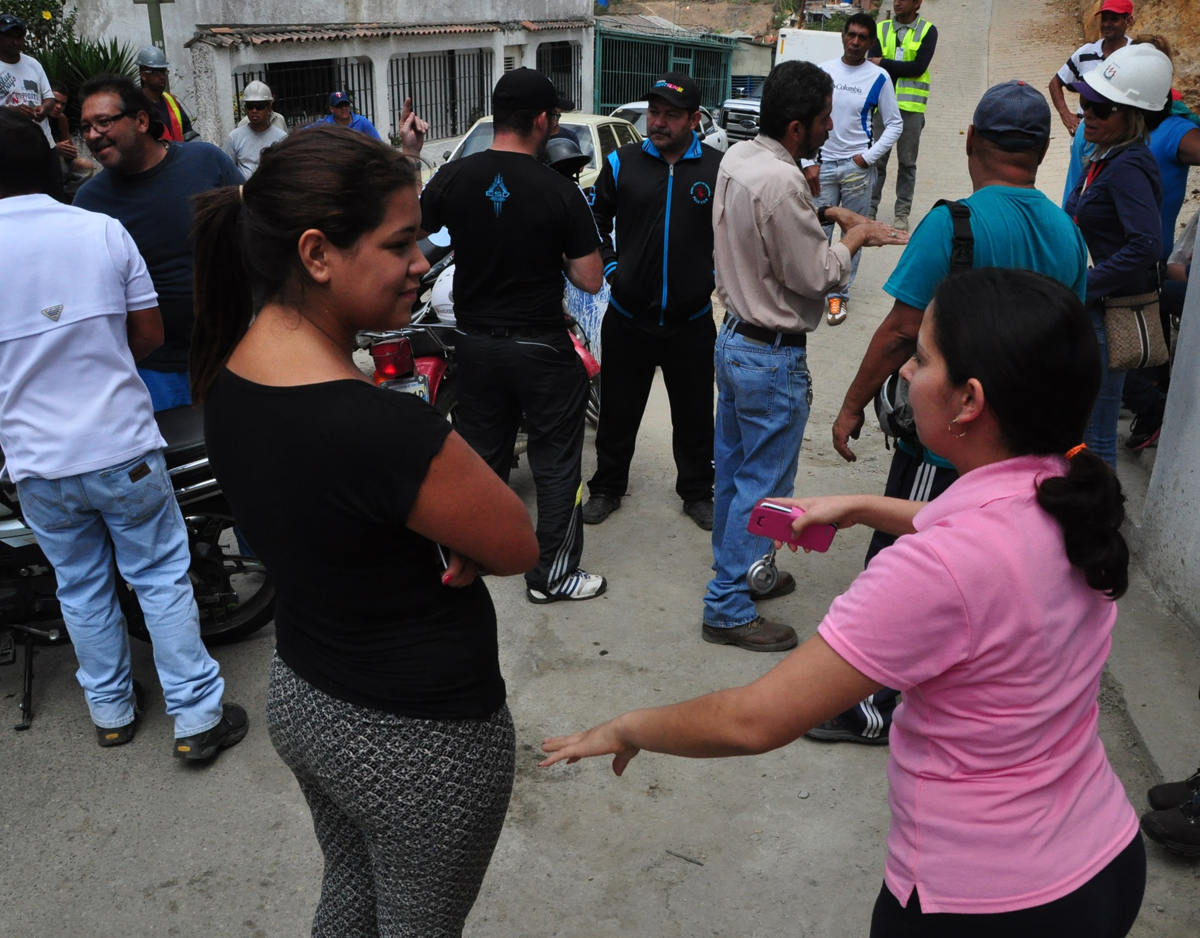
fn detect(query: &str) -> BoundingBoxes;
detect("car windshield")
[457,121,598,169]
[610,107,647,134]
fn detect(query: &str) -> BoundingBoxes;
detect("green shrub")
[37,36,139,130]
[0,1,76,55]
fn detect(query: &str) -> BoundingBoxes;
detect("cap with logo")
[646,71,701,111]
[329,91,351,107]
[0,13,26,34]
[1096,0,1134,15]
[1072,42,1171,112]
[243,81,274,103]
[492,67,569,113]
[972,80,1052,150]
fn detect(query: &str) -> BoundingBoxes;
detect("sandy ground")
[2,1,1199,936]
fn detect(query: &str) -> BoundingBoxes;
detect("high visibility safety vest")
[877,17,933,113]
[158,91,185,142]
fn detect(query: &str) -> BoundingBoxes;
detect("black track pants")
[454,329,588,593]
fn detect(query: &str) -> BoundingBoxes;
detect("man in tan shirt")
[702,60,901,652]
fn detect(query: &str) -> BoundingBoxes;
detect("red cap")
[1097,0,1134,15]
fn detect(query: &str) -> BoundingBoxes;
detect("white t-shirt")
[1057,37,1131,116]
[817,57,903,165]
[223,122,288,177]
[0,53,54,146]
[0,194,165,482]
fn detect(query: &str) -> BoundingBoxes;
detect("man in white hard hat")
[137,45,192,142]
[223,81,287,177]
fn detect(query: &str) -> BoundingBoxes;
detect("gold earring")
[949,417,967,438]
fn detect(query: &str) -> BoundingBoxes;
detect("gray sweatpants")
[871,108,926,220]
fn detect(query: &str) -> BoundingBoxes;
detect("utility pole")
[132,0,175,88]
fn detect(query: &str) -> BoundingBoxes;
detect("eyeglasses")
[1081,98,1118,120]
[80,111,134,135]
[244,102,270,111]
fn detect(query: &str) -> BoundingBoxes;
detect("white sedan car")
[609,101,728,152]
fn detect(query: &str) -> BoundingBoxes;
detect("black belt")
[456,323,563,338]
[723,315,806,347]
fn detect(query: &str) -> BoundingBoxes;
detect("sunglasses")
[244,102,270,111]
[1081,98,1118,120]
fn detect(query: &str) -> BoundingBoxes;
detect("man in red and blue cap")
[319,90,381,139]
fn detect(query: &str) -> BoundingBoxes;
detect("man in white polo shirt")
[0,111,246,760]
[808,12,902,326]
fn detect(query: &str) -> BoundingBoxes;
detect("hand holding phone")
[746,500,837,553]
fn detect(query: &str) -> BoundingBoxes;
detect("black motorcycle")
[0,405,274,729]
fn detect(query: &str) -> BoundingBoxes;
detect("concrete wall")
[1135,222,1200,630]
[71,0,591,140]
[731,40,772,77]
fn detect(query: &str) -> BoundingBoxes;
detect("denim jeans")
[1084,308,1127,469]
[704,324,811,628]
[16,450,224,736]
[871,109,925,219]
[817,157,876,301]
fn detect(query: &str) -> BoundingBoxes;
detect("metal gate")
[594,24,734,113]
[388,49,493,142]
[234,58,374,129]
[536,41,583,109]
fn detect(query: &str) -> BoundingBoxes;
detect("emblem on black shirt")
[690,181,712,206]
[485,174,511,217]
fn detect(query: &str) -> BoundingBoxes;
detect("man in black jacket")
[582,72,724,530]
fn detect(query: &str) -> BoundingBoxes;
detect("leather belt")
[456,323,563,338]
[723,314,807,347]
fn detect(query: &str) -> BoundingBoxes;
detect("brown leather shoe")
[751,570,795,601]
[702,616,798,652]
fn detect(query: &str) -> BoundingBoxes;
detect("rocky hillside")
[1075,0,1200,99]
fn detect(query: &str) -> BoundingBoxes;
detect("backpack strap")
[933,198,974,273]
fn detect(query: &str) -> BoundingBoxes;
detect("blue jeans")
[817,157,876,301]
[704,324,811,628]
[138,368,192,412]
[16,450,224,736]
[1084,308,1126,469]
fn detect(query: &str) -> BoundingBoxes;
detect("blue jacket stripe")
[608,150,622,188]
[861,74,886,143]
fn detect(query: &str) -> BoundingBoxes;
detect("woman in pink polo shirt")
[542,267,1144,936]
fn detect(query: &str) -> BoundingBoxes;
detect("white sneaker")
[527,569,608,604]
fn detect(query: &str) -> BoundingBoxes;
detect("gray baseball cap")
[972,80,1052,151]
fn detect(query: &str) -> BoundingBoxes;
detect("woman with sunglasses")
[1065,43,1173,468]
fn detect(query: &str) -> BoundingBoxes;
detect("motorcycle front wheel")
[121,512,275,645]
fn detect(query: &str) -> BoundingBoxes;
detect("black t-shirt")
[204,371,505,720]
[420,149,601,328]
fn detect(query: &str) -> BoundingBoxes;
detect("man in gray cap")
[224,80,287,176]
[819,80,1090,745]
[136,45,192,142]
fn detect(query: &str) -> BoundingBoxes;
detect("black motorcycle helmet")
[545,136,590,178]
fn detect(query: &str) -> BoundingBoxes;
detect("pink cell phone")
[746,500,837,552]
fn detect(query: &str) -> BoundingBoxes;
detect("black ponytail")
[932,268,1129,599]
[190,186,251,403]
[188,126,420,402]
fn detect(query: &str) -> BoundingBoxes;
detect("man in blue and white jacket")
[806,12,903,326]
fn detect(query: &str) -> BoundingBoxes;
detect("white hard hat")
[242,80,273,102]
[1082,43,1173,112]
[431,267,456,325]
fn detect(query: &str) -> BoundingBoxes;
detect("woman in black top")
[189,127,538,937]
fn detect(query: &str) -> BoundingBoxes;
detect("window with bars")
[233,58,374,129]
[594,32,733,113]
[388,49,494,142]
[535,41,582,110]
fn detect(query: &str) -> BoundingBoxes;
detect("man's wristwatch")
[817,206,829,226]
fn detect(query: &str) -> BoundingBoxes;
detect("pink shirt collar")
[914,453,1067,531]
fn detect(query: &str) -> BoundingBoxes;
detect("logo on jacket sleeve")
[485,174,510,217]
[690,181,712,205]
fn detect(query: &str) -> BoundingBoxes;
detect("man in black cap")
[420,68,607,604]
[582,71,724,531]
[0,14,55,149]
[820,79,1089,745]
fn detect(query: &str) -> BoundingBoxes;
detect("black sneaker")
[683,499,714,531]
[173,703,249,761]
[805,717,889,746]
[1141,793,1200,857]
[1125,411,1163,451]
[95,679,145,747]
[1148,767,1200,810]
[582,495,620,525]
